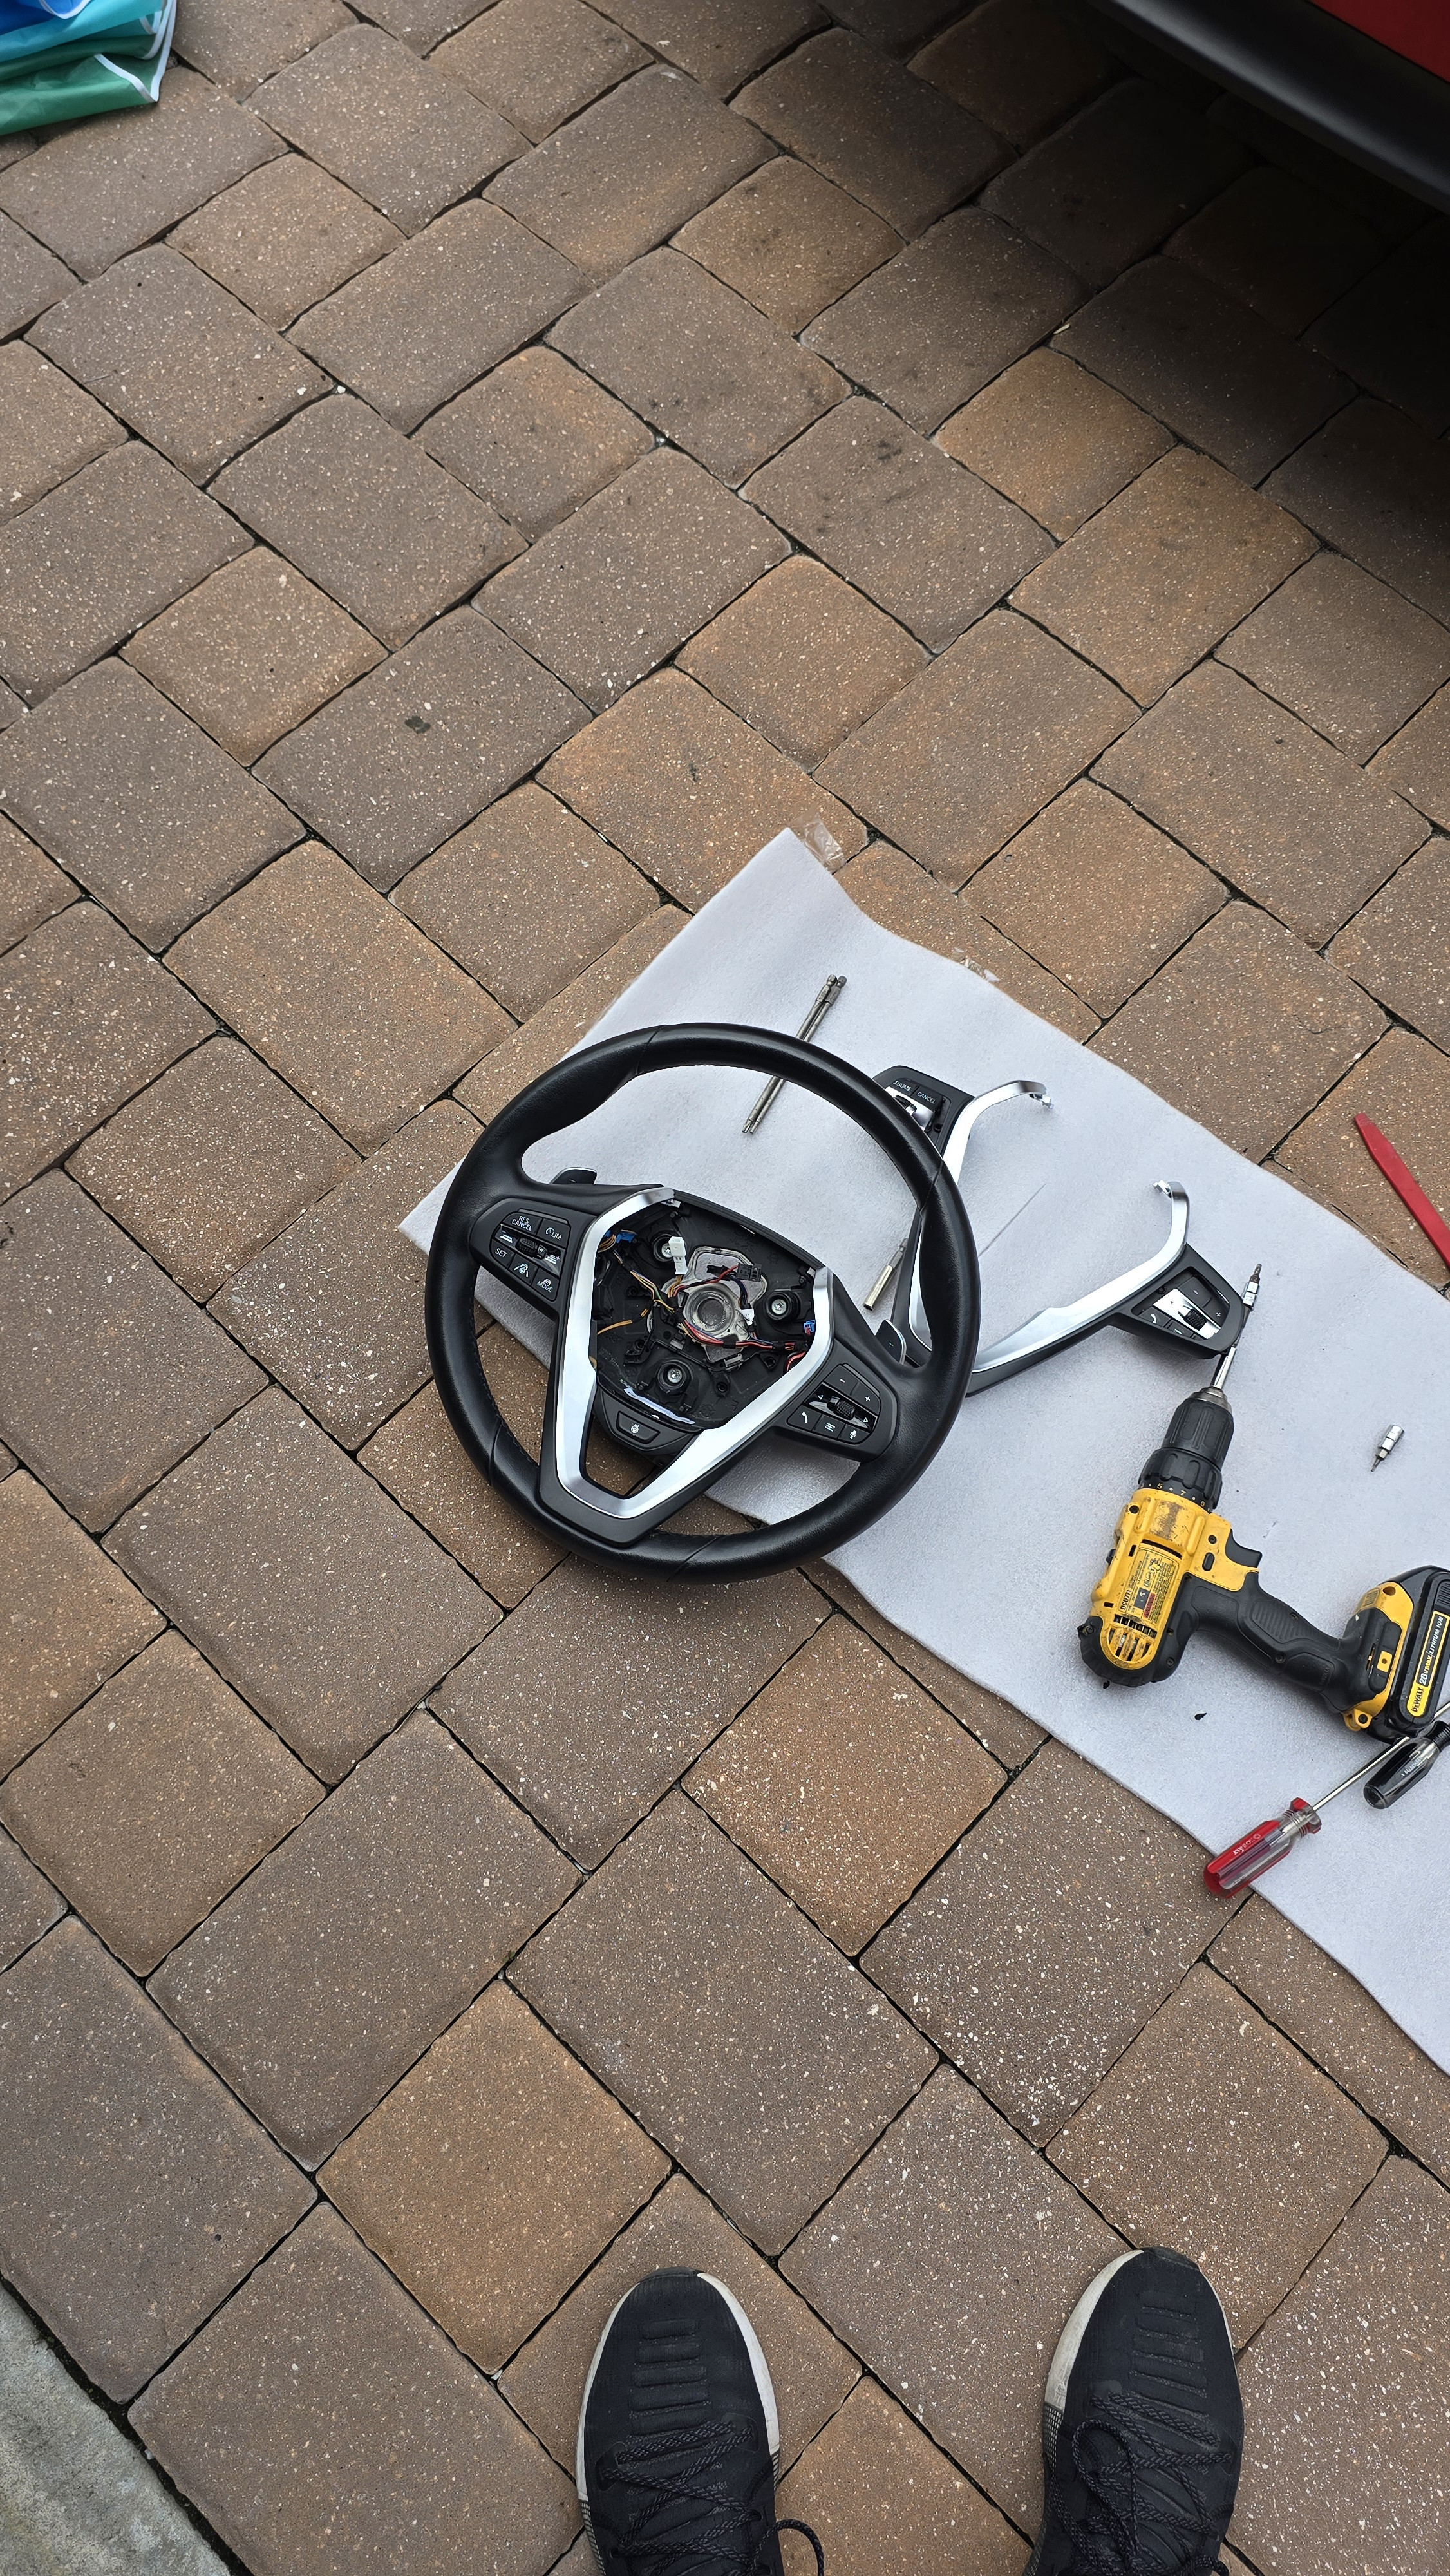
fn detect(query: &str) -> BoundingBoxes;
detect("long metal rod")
[1310,1745,1401,1814]
[742,976,847,1135]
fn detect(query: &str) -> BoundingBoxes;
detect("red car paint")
[1312,0,1450,80]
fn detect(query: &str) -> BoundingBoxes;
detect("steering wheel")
[426,1023,980,1578]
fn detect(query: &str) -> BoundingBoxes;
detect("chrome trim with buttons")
[966,1180,1191,1393]
[547,1190,837,1535]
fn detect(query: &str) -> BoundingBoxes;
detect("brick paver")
[292,201,584,432]
[1168,163,1383,336]
[252,25,523,231]
[123,549,386,765]
[1048,1964,1384,2344]
[2,900,211,1197]
[804,205,1080,431]
[972,779,1223,1015]
[395,782,656,1018]
[130,2206,576,2576]
[484,444,787,708]
[0,1173,266,1530]
[0,344,124,524]
[319,1980,667,2368]
[151,1712,574,2162]
[675,155,901,332]
[254,607,587,887]
[777,2379,1028,2576]
[0,1630,323,1974]
[0,815,72,947]
[865,1741,1231,2141]
[1328,842,1450,1054]
[1,659,301,949]
[168,153,402,327]
[782,2066,1120,2525]
[0,442,248,706]
[0,1826,62,1972]
[513,1792,934,2249]
[214,1100,480,1445]
[0,1920,312,2398]
[1275,1027,1450,1287]
[437,1557,824,1864]
[166,841,508,1148]
[418,344,651,537]
[1213,1900,1450,2187]
[935,345,1171,535]
[685,1615,1003,1951]
[746,393,1049,647]
[1232,2161,1450,2576]
[108,1388,496,1776]
[29,247,326,483]
[1217,550,1450,761]
[4,9,1449,2566]
[0,1472,162,1773]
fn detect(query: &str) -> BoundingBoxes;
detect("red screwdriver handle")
[1205,1798,1320,1897]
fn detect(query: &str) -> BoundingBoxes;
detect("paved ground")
[3,3,1450,2571]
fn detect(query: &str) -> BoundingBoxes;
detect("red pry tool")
[1355,1113,1450,1269]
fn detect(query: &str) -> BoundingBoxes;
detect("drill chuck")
[1138,1385,1235,1510]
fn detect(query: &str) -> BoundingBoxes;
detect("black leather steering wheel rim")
[425,1023,980,1578]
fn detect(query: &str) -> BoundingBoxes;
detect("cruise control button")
[535,1217,569,1247]
[615,1412,658,1444]
[508,1209,543,1238]
[491,1231,518,1260]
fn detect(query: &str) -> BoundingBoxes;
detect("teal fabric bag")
[0,0,174,133]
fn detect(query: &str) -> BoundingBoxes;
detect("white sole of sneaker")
[575,2271,782,2570]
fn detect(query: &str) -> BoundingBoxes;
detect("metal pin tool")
[742,976,847,1135]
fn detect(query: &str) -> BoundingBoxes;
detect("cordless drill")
[1079,1271,1450,1747]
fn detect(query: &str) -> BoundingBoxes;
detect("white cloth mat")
[405,833,1450,2072]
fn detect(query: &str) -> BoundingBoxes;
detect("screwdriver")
[1205,1745,1397,1896]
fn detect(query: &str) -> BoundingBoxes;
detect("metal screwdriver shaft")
[742,976,847,1135]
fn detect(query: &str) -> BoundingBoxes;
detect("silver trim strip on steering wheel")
[965,1180,1190,1394]
[551,1190,838,1527]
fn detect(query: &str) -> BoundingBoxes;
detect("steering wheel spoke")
[535,1188,843,1541]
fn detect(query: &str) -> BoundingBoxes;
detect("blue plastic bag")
[0,0,175,133]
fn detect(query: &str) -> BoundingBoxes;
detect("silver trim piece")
[966,1180,1189,1394]
[905,1080,1050,1347]
[550,1190,836,1532]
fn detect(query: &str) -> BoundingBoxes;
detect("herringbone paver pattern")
[2,7,1449,2570]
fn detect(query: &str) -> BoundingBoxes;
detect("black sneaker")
[1027,2247,1243,2576]
[577,2269,824,2575]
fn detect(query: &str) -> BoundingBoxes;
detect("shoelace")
[1068,2394,1234,2576]
[593,2418,825,2575]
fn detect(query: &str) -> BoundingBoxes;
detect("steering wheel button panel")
[614,1411,659,1444]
